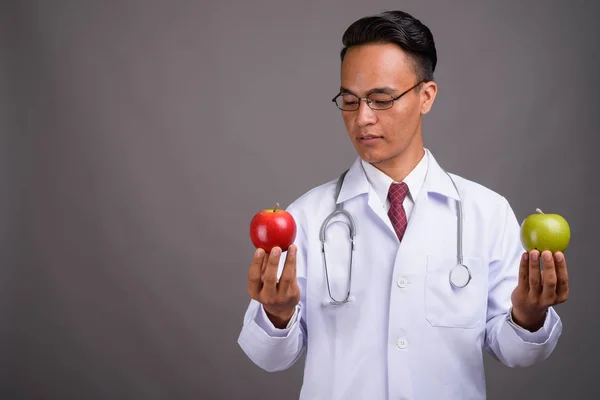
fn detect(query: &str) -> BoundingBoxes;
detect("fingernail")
[531,252,538,261]
[523,253,529,261]
[271,248,280,256]
[288,245,296,256]
[255,248,264,257]
[543,252,552,261]
[555,252,564,262]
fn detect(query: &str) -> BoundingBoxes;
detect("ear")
[420,81,438,115]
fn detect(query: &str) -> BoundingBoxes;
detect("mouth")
[357,135,383,143]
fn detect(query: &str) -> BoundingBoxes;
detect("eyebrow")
[339,86,397,96]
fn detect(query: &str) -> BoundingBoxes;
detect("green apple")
[520,208,571,253]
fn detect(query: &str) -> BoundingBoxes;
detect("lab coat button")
[397,276,408,288]
[397,337,408,349]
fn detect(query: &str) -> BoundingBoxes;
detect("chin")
[360,152,385,164]
[353,140,391,165]
[361,150,403,166]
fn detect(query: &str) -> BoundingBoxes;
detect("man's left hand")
[511,250,569,331]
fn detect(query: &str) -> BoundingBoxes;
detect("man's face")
[339,43,436,167]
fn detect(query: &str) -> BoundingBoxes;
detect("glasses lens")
[368,93,394,110]
[335,94,359,110]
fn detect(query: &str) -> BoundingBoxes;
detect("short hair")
[340,11,437,82]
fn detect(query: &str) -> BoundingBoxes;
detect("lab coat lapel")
[335,157,370,205]
[398,150,461,256]
[335,157,394,232]
[422,149,461,202]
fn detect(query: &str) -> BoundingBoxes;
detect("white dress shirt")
[360,150,429,217]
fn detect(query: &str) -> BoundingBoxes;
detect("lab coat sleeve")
[237,204,308,372]
[483,197,563,368]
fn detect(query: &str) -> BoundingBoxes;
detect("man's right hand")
[248,245,300,329]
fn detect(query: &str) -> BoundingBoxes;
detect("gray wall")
[1,1,18,392]
[4,0,599,398]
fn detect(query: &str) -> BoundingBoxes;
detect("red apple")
[250,202,297,253]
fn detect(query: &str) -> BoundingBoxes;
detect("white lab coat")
[238,148,562,400]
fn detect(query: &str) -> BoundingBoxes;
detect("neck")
[373,145,425,182]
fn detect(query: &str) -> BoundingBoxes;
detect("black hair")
[340,11,437,82]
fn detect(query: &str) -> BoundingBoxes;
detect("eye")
[374,100,392,106]
[368,93,394,109]
[342,95,358,105]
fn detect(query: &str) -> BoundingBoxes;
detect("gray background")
[2,0,599,399]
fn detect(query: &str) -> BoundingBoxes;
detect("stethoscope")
[319,165,471,306]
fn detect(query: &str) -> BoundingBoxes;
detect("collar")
[360,150,428,206]
[335,148,460,204]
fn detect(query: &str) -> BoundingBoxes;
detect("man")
[238,10,568,400]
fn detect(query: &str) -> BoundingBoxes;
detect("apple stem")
[274,202,279,212]
[536,208,544,214]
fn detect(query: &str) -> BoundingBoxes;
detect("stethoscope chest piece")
[449,264,471,288]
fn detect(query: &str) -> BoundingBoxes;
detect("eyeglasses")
[331,81,423,111]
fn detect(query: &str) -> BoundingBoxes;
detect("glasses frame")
[331,81,424,111]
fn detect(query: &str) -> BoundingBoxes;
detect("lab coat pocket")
[424,255,487,329]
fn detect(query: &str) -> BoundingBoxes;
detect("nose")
[355,99,377,127]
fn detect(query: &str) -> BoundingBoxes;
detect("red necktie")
[388,182,409,241]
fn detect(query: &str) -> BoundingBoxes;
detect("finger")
[517,252,530,291]
[554,251,569,302]
[277,245,297,293]
[540,250,558,304]
[262,247,282,298]
[260,251,269,279]
[528,250,542,303]
[248,248,266,298]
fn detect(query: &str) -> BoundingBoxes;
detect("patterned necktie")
[387,182,409,241]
